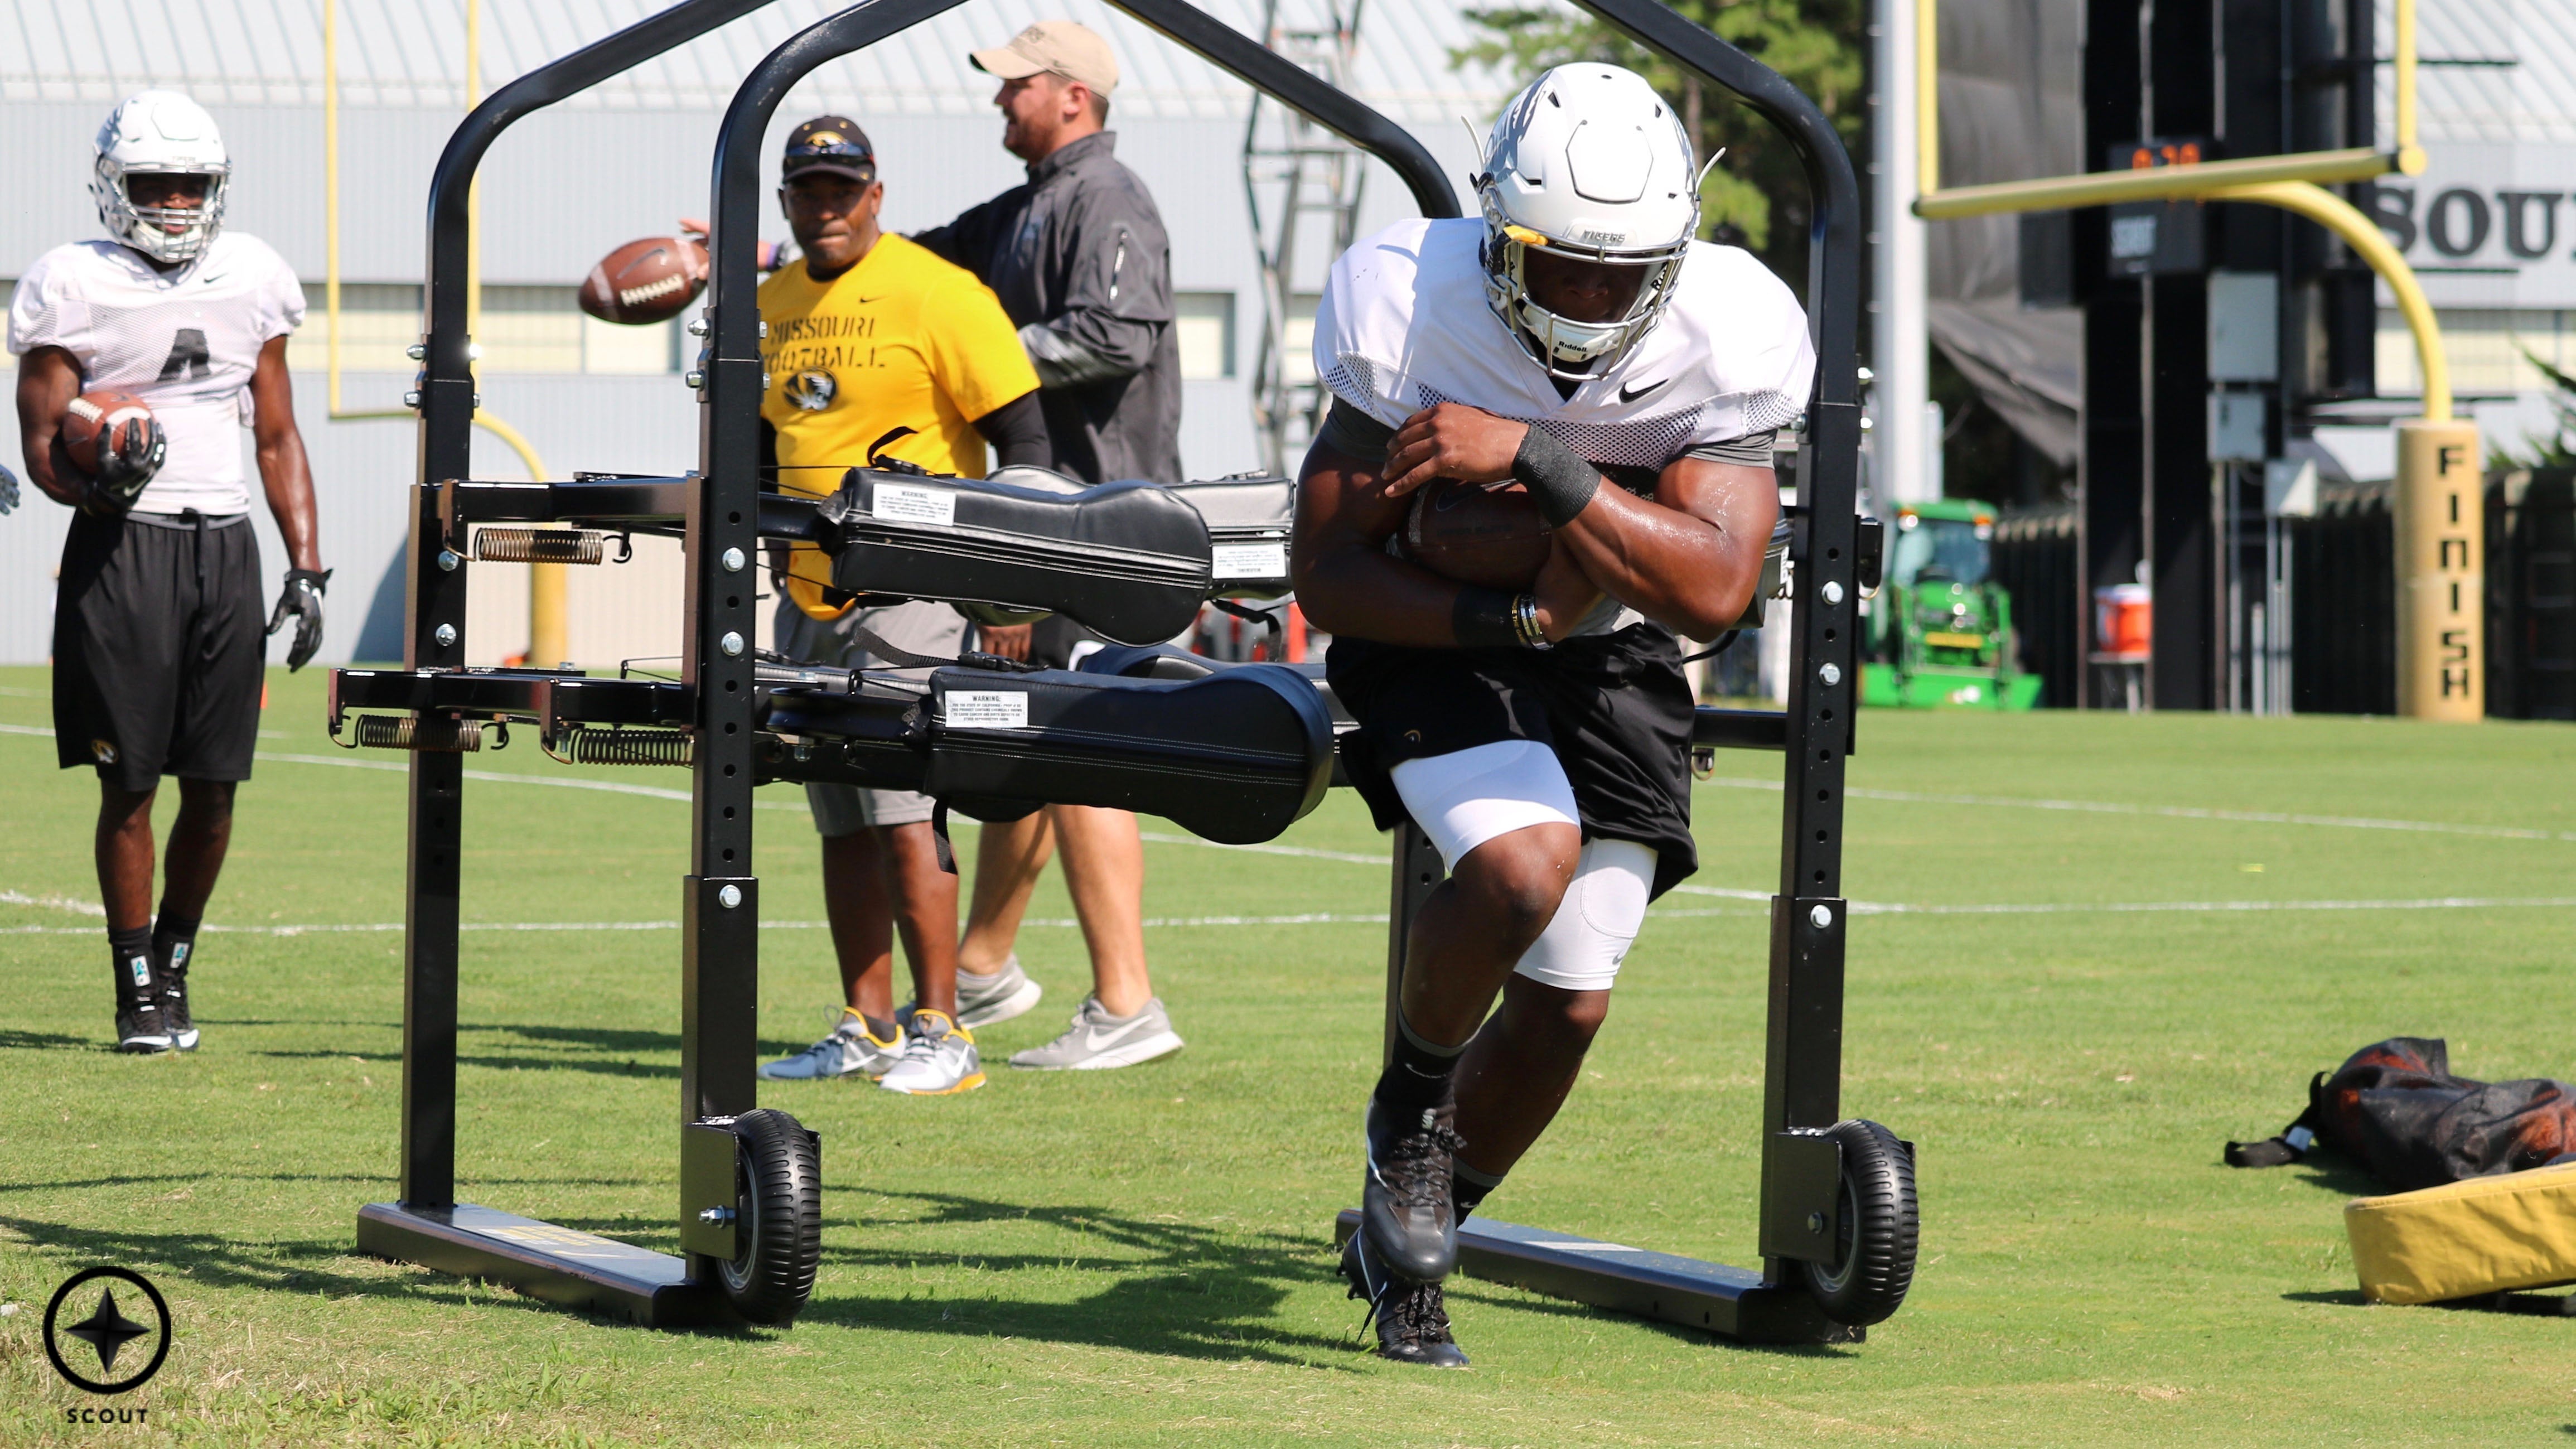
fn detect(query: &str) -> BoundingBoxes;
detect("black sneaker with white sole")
[161,940,199,1051]
[1340,1232,1469,1368]
[116,1002,173,1054]
[113,951,172,1055]
[1361,1097,1465,1284]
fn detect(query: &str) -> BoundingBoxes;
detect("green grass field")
[4,663,2575,1446]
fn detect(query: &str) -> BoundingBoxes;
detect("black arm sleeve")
[970,390,1052,470]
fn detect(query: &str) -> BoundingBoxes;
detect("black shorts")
[53,510,267,793]
[1326,625,1699,899]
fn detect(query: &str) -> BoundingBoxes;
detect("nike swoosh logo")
[854,296,883,304]
[1618,377,1671,403]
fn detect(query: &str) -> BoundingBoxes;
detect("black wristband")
[1452,586,1520,649]
[1511,425,1601,528]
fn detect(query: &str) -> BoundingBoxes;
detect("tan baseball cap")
[969,20,1119,94]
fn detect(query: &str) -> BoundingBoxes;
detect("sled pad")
[2347,1162,2576,1305]
[1171,475,1294,598]
[921,664,1332,843]
[824,468,1212,644]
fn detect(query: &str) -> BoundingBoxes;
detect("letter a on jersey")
[157,329,211,381]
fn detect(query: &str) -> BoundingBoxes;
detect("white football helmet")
[1476,65,1700,379]
[91,91,231,265]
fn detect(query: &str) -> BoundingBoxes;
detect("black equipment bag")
[823,467,1212,644]
[920,664,1332,843]
[1169,475,1294,599]
[2226,1037,2576,1191]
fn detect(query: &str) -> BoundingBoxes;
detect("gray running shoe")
[897,955,1043,1031]
[1008,994,1185,1071]
[758,1011,903,1081]
[878,1010,987,1095]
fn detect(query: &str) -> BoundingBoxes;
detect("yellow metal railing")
[1906,0,2481,720]
[1910,0,2444,417]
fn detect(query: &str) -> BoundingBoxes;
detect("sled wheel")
[716,1108,821,1325]
[1799,1118,1918,1327]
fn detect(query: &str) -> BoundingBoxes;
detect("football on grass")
[60,389,156,477]
[1402,479,1553,590]
[578,236,709,325]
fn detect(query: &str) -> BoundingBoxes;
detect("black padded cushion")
[824,468,1212,645]
[921,664,1332,843]
[1169,475,1294,599]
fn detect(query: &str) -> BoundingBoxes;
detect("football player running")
[1291,65,1814,1366]
[11,91,327,1055]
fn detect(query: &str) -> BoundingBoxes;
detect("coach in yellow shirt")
[753,115,1048,1098]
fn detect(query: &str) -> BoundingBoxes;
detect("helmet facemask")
[95,161,229,265]
[1478,195,1691,381]
[1471,64,1703,383]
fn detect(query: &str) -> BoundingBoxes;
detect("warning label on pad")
[945,692,1029,729]
[873,484,958,526]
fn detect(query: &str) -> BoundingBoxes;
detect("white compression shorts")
[1389,740,1658,992]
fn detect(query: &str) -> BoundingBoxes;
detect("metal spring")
[354,715,484,752]
[475,528,606,565]
[558,727,694,766]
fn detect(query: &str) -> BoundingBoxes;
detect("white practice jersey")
[1314,216,1813,471]
[1313,216,1813,635]
[8,234,305,517]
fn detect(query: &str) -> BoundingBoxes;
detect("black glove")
[79,416,167,517]
[266,567,331,672]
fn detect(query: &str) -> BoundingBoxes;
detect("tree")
[1453,0,1865,296]
[2503,345,2576,471]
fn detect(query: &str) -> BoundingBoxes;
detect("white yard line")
[1136,831,1385,864]
[0,909,1389,936]
[9,723,2564,844]
[13,876,2574,938]
[1703,775,2576,843]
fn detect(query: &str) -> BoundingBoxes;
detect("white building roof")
[2,0,1528,122]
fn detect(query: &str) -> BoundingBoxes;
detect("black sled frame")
[349,0,1897,1343]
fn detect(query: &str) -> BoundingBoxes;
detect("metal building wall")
[2,0,1506,664]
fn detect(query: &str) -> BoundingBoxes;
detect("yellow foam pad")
[2345,1161,2576,1304]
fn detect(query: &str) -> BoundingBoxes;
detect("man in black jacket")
[912,18,1187,1073]
[917,20,1180,484]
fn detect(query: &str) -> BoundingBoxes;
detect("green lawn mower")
[1860,499,2043,710]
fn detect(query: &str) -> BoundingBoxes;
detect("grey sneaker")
[878,1010,988,1095]
[758,1011,903,1081]
[897,955,1043,1031]
[1008,994,1185,1071]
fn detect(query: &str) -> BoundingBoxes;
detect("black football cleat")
[1341,1232,1469,1368]
[113,954,172,1054]
[161,941,198,1051]
[1361,1097,1466,1284]
[115,1002,173,1055]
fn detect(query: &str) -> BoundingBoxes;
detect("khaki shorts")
[774,597,968,835]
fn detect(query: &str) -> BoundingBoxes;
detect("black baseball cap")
[782,116,877,183]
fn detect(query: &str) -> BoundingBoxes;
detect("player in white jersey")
[9,91,329,1056]
[1291,64,1811,1366]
